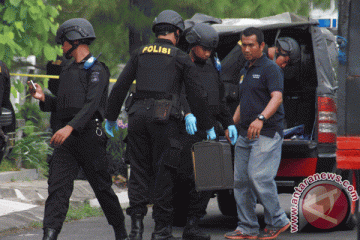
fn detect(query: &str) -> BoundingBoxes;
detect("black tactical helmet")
[55,18,96,45]
[276,37,300,63]
[185,23,219,49]
[152,10,185,33]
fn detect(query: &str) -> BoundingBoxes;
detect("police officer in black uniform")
[29,18,128,240]
[105,10,216,240]
[44,57,88,179]
[175,23,237,240]
[0,60,15,163]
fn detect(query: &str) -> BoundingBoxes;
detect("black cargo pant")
[174,130,213,221]
[125,99,182,224]
[43,122,125,231]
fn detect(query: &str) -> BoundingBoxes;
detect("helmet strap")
[65,41,80,59]
[174,30,181,45]
[273,29,281,63]
[190,49,206,63]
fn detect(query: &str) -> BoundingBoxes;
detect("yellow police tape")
[10,73,121,83]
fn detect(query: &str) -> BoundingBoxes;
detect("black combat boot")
[42,228,59,240]
[129,214,144,240]
[182,216,210,240]
[151,222,180,240]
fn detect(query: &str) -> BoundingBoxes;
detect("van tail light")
[318,96,337,144]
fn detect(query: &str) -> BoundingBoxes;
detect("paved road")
[0,194,358,240]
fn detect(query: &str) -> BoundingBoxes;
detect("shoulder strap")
[82,61,110,94]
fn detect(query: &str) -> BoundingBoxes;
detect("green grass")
[28,221,43,228]
[0,158,19,172]
[65,202,104,222]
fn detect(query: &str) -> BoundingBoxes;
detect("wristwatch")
[257,114,266,121]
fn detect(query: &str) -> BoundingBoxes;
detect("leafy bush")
[7,128,53,176]
[0,157,18,172]
[106,119,128,177]
[5,77,51,173]
[0,97,52,175]
[15,100,49,134]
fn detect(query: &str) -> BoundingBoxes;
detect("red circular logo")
[301,183,349,229]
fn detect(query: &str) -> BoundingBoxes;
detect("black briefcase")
[191,140,234,191]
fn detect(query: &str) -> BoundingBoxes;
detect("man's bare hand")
[225,129,231,144]
[28,82,45,102]
[247,119,263,140]
[50,125,74,146]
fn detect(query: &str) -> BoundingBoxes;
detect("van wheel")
[217,190,237,216]
[328,160,357,231]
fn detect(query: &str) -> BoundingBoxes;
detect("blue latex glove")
[206,127,216,140]
[228,125,238,145]
[105,120,119,137]
[185,113,197,135]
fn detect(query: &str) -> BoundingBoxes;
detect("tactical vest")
[198,60,220,111]
[56,63,90,119]
[136,43,181,96]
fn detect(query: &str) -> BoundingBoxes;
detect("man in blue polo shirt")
[224,27,290,240]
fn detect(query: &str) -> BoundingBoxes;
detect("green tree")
[123,0,332,58]
[47,0,332,76]
[0,0,72,173]
[0,0,72,67]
